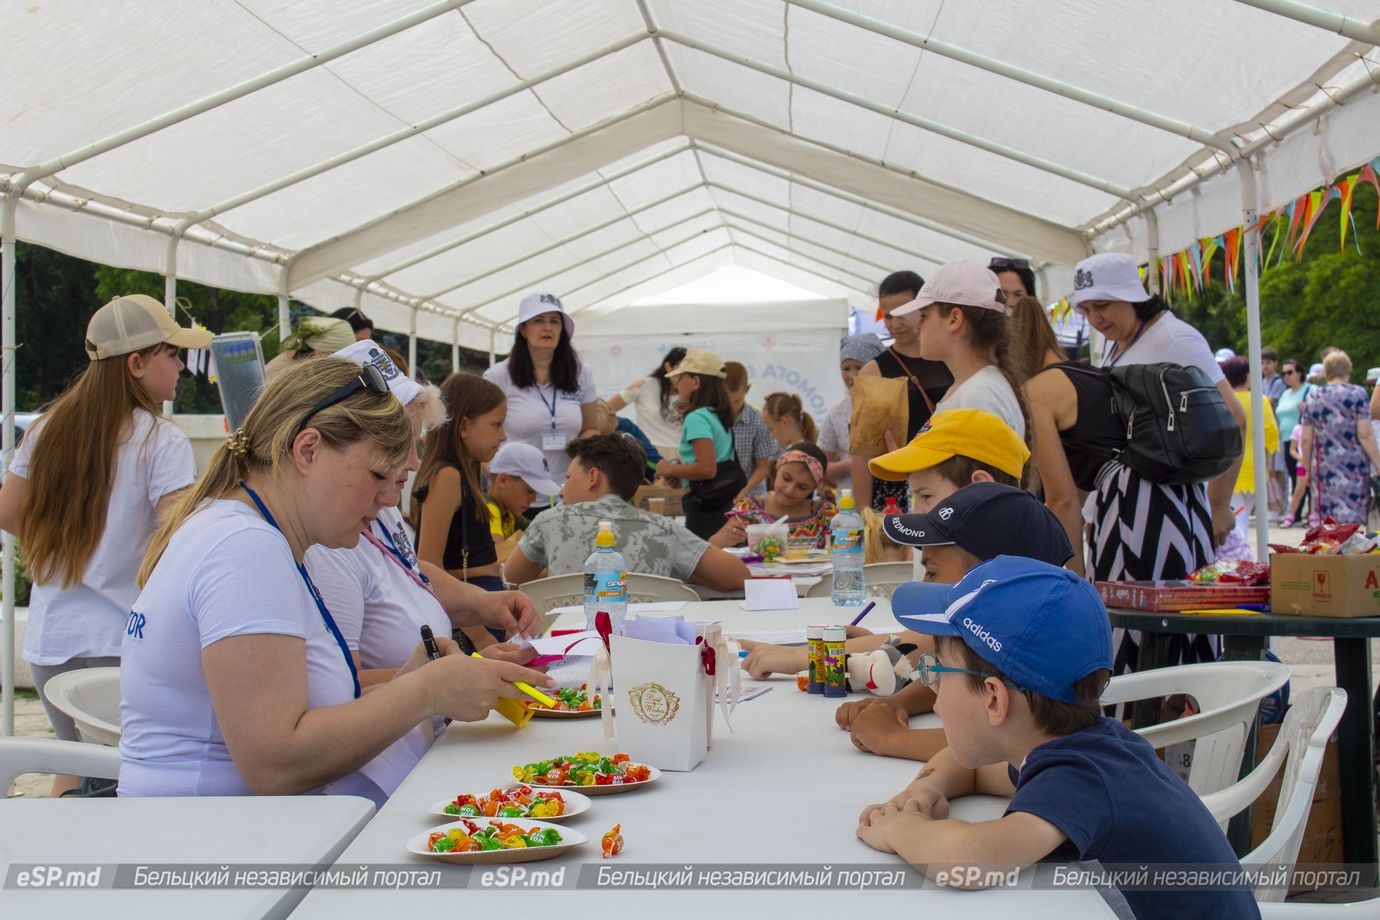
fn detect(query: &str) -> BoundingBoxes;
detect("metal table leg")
[1333,637,1377,867]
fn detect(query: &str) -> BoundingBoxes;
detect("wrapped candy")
[602,824,624,859]
[1187,559,1269,586]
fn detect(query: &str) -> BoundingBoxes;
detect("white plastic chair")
[1198,687,1347,904]
[1102,660,1291,797]
[1,737,120,795]
[521,572,702,630]
[41,666,122,746]
[1259,899,1380,918]
[805,562,913,599]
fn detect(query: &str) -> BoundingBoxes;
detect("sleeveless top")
[412,473,498,572]
[874,350,953,439]
[1049,362,1125,492]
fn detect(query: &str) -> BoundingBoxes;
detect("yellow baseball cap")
[664,348,726,379]
[868,408,1029,482]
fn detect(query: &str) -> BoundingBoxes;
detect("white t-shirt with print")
[484,359,596,481]
[305,506,450,670]
[617,376,682,450]
[934,365,1026,438]
[9,409,196,665]
[1110,310,1225,383]
[118,500,419,803]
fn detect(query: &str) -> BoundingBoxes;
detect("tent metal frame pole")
[362,145,693,284]
[1144,210,1161,295]
[8,0,474,195]
[407,308,418,378]
[276,268,292,343]
[483,207,721,325]
[694,142,1028,258]
[662,32,1138,201]
[732,242,873,301]
[784,0,1235,150]
[430,182,702,301]
[1238,162,1271,562]
[1232,0,1380,44]
[170,32,648,236]
[1,193,16,736]
[487,329,497,368]
[451,319,460,373]
[162,233,180,417]
[716,208,896,278]
[707,181,948,268]
[718,225,880,291]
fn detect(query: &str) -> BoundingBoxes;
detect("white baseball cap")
[1366,367,1380,384]
[891,261,1008,317]
[1068,252,1151,310]
[85,294,212,360]
[489,441,560,499]
[516,292,574,339]
[1215,348,1237,362]
[333,339,423,407]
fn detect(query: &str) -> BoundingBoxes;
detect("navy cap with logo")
[891,556,1112,703]
[882,482,1073,567]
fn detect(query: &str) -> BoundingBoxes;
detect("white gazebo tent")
[3,0,1379,733]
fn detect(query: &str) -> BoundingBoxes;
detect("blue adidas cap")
[891,556,1112,703]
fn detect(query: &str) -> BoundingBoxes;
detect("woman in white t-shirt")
[891,261,1027,439]
[119,359,553,804]
[483,292,598,501]
[607,346,686,458]
[0,294,209,794]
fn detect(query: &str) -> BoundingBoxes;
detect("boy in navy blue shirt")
[857,557,1259,919]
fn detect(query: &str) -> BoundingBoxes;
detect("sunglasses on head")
[295,364,391,437]
[988,257,1030,271]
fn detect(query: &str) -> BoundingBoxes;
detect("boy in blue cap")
[857,557,1258,919]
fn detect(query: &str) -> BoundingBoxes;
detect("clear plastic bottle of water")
[583,521,629,632]
[830,489,865,606]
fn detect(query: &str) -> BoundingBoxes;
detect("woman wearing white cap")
[0,294,209,794]
[483,293,598,507]
[1069,253,1246,665]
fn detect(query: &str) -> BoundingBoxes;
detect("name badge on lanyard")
[537,383,566,452]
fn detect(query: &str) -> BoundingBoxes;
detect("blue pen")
[850,601,877,627]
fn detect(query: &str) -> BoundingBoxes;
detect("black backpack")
[1064,362,1242,485]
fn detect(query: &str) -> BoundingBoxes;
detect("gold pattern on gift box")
[627,682,680,725]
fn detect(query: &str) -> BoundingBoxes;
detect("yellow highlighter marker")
[470,652,557,707]
[1179,608,1265,616]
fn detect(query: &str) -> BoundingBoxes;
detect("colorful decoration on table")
[533,684,601,713]
[1187,559,1270,586]
[512,752,652,788]
[601,824,625,859]
[1269,519,1376,556]
[427,820,563,853]
[442,785,566,819]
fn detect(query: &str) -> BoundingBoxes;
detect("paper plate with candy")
[427,784,591,823]
[408,817,587,864]
[512,751,660,796]
[531,684,603,719]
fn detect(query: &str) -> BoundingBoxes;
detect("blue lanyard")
[371,518,430,587]
[535,383,559,430]
[1103,320,1146,369]
[239,482,361,699]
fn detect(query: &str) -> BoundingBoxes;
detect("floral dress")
[1299,383,1374,524]
[729,494,838,549]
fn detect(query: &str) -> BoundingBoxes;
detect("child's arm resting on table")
[857,810,1066,886]
[858,747,1015,825]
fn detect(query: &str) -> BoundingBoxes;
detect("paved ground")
[6,519,1375,800]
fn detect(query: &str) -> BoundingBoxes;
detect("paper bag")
[849,375,908,454]
[590,624,737,772]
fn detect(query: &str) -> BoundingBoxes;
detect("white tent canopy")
[3,0,1380,731]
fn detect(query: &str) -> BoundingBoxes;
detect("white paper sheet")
[740,578,800,611]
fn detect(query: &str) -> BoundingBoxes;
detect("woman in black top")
[852,271,952,510]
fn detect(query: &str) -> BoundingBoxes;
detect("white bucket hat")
[516,292,574,339]
[333,339,423,407]
[1069,252,1151,310]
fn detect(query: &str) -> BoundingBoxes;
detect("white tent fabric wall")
[3,0,1380,732]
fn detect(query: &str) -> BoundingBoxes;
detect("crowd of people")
[3,249,1377,916]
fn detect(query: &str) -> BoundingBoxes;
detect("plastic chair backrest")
[1198,687,1346,904]
[1102,660,1291,797]
[805,562,913,599]
[40,667,122,746]
[523,572,702,633]
[0,737,121,794]
[1259,896,1380,918]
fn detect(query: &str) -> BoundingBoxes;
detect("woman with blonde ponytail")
[120,358,553,803]
[0,295,208,794]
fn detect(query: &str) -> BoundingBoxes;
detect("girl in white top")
[0,294,208,795]
[483,292,598,487]
[119,358,553,804]
[891,261,1027,439]
[607,346,687,457]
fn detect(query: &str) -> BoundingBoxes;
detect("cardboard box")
[633,484,686,516]
[1250,721,1343,892]
[1096,580,1271,612]
[1269,552,1380,617]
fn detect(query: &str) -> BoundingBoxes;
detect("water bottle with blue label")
[583,521,629,631]
[830,490,865,606]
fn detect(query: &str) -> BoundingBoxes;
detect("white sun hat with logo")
[1068,252,1152,310]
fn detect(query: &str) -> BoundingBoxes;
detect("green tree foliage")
[1171,178,1380,378]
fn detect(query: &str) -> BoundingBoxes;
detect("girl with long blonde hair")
[120,358,551,803]
[0,294,208,793]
